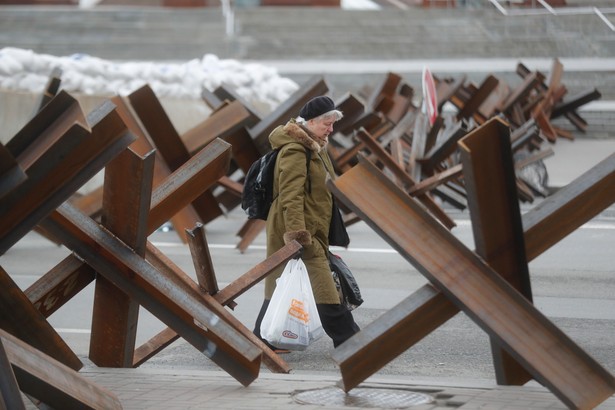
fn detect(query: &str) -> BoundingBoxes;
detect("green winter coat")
[264,120,340,304]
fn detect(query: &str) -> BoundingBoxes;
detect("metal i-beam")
[40,203,262,387]
[89,148,155,367]
[328,156,615,409]
[354,128,455,230]
[143,240,297,374]
[0,329,122,410]
[523,152,615,260]
[0,144,26,200]
[0,266,82,370]
[128,84,224,224]
[147,138,232,232]
[458,118,532,385]
[0,99,135,254]
[331,148,615,395]
[0,337,26,410]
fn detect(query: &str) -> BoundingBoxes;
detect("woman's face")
[307,117,335,144]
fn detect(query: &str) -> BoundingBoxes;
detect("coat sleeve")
[277,144,312,246]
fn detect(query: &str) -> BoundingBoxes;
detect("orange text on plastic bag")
[288,299,309,323]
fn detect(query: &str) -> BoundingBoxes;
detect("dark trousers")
[253,299,360,349]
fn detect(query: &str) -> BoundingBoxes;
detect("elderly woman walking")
[253,95,360,351]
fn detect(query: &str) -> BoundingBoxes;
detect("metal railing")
[488,0,615,30]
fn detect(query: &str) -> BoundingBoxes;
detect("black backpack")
[241,148,311,220]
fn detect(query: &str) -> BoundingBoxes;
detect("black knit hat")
[299,96,336,121]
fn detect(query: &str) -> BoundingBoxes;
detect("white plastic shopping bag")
[260,258,324,350]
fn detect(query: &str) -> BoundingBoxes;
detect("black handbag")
[328,251,363,311]
[328,197,350,247]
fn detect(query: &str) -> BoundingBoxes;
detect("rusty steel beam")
[112,95,201,242]
[354,129,455,230]
[25,255,95,318]
[0,144,26,200]
[0,99,135,255]
[25,114,222,322]
[127,84,224,224]
[328,157,615,409]
[212,83,263,126]
[0,266,82,370]
[214,241,302,307]
[500,72,541,115]
[5,91,85,168]
[90,148,155,368]
[143,240,297,374]
[0,338,26,410]
[407,164,463,197]
[41,203,262,386]
[134,240,301,371]
[186,223,220,295]
[331,149,615,394]
[456,75,499,121]
[459,118,532,297]
[132,327,179,368]
[459,118,533,385]
[523,152,615,261]
[332,284,457,391]
[34,67,62,114]
[148,138,232,232]
[224,128,262,174]
[0,329,122,410]
[236,219,267,253]
[422,120,469,171]
[330,93,365,137]
[182,100,253,154]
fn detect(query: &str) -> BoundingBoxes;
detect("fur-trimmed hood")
[269,120,322,153]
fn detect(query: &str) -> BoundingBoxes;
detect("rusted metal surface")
[407,164,462,196]
[128,84,225,224]
[41,203,262,386]
[112,95,201,242]
[0,143,26,200]
[1,329,122,410]
[34,66,62,113]
[90,148,155,368]
[181,100,252,154]
[25,255,95,318]
[455,75,499,122]
[332,284,457,391]
[211,84,263,126]
[144,240,297,374]
[0,266,82,370]
[459,118,532,297]
[0,98,135,255]
[224,128,262,174]
[523,152,615,261]
[236,219,266,254]
[459,118,533,385]
[6,91,85,169]
[186,223,220,295]
[328,157,615,409]
[132,327,179,368]
[0,338,26,410]
[331,150,614,391]
[214,240,302,307]
[330,93,365,137]
[148,138,231,232]
[354,129,455,230]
